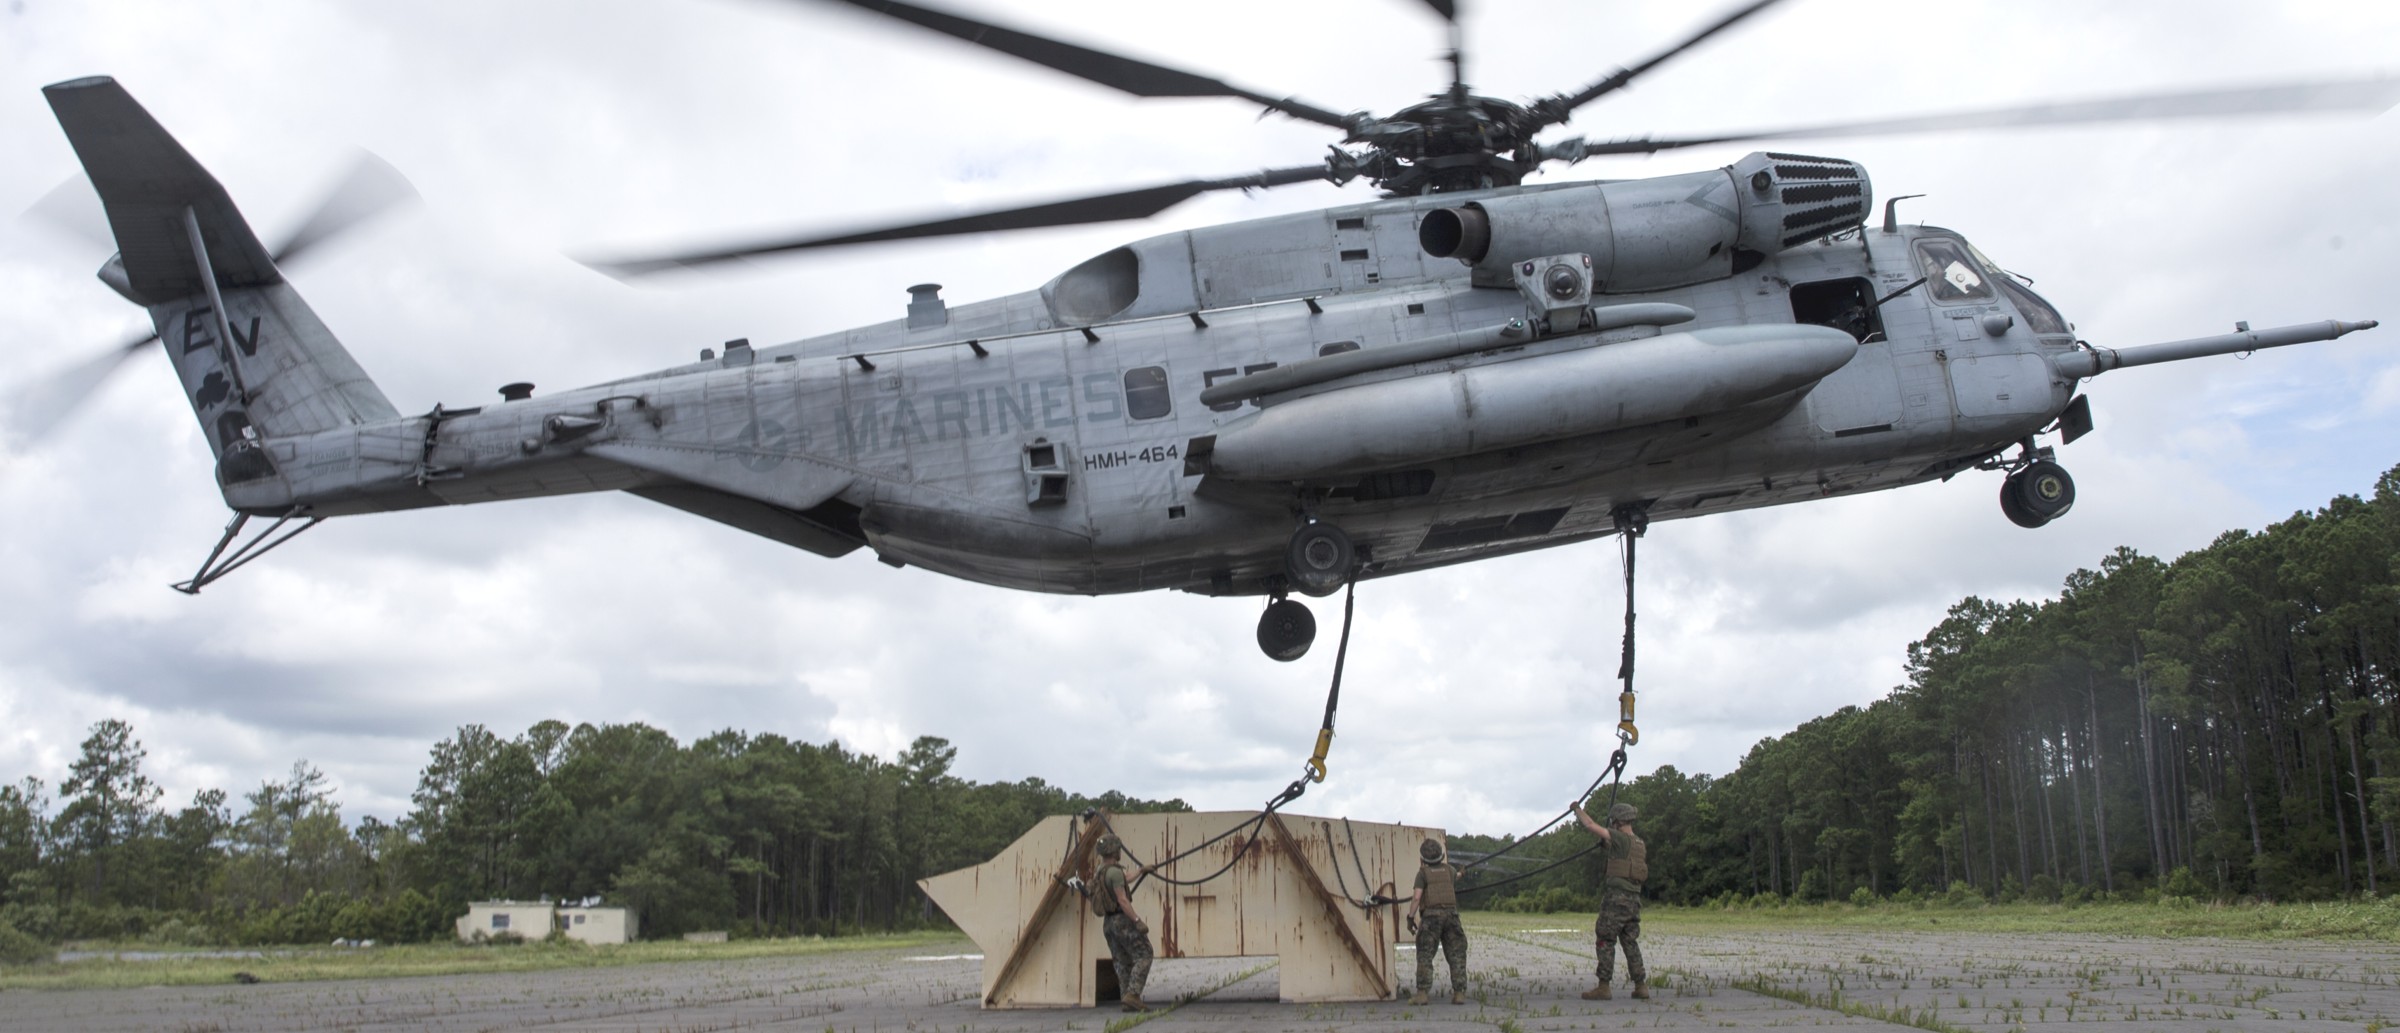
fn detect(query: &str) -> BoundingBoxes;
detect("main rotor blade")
[1572,76,2400,157]
[272,150,419,267]
[819,0,1356,130]
[586,164,1336,277]
[0,331,155,446]
[20,175,114,252]
[1415,0,1457,22]
[1529,0,1786,130]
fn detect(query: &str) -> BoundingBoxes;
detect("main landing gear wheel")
[1257,598,1317,662]
[2000,459,2076,528]
[1284,521,1355,598]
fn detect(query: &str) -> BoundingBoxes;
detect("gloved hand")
[1407,914,1419,936]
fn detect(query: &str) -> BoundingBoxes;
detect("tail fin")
[44,76,398,496]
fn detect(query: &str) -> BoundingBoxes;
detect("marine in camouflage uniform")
[1407,837,1468,1005]
[1571,800,1649,1001]
[1091,834,1153,1012]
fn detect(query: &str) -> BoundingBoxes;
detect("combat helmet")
[1607,802,1639,824]
[1419,838,1444,862]
[1096,833,1122,858]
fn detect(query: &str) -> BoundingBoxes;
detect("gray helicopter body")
[37,0,2388,659]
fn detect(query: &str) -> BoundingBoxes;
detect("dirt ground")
[7,920,2396,1032]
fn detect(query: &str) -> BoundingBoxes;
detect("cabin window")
[491,914,510,930]
[1124,366,1171,420]
[1318,341,1360,356]
[1913,238,1991,304]
[1789,278,1884,343]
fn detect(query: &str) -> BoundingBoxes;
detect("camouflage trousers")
[1414,906,1467,992]
[1593,889,1645,985]
[1103,913,1152,999]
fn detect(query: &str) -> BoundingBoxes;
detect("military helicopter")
[24,0,2392,665]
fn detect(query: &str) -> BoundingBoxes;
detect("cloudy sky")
[1,0,2394,842]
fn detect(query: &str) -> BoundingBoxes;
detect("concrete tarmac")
[7,920,2397,1031]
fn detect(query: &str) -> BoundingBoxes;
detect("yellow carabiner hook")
[1616,689,1639,746]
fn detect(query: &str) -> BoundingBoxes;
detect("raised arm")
[1571,801,1613,844]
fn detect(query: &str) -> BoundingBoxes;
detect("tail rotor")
[4,149,418,449]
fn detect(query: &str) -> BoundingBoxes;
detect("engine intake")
[1419,152,1870,293]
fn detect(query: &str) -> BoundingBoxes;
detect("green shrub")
[139,917,216,947]
[1848,885,1877,907]
[0,919,52,966]
[2027,874,2060,903]
[1889,886,1922,907]
[1942,880,1985,908]
[2164,866,2207,901]
[0,902,58,940]
[331,900,379,942]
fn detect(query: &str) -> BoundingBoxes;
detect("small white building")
[456,901,637,945]
[556,904,637,945]
[457,901,555,942]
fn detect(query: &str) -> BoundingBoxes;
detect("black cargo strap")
[1460,508,1647,891]
[1294,577,1357,794]
[1613,503,1645,747]
[1110,577,1361,892]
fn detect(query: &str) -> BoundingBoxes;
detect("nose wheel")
[2000,458,2076,528]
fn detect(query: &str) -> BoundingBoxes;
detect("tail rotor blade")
[0,331,156,446]
[272,150,419,267]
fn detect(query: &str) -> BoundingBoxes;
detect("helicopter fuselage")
[206,155,2079,601]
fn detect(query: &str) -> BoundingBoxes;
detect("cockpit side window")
[1996,277,2069,336]
[1913,238,1991,304]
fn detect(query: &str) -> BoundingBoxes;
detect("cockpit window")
[1996,277,2069,335]
[1913,238,1991,304]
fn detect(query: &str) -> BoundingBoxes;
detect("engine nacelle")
[1418,152,1870,293]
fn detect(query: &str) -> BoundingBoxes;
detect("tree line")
[8,466,2397,947]
[0,723,1185,946]
[1462,466,2400,910]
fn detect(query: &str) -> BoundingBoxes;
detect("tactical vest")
[1091,863,1124,916]
[1606,832,1648,887]
[1421,863,1458,909]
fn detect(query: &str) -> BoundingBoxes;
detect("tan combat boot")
[1580,983,1612,1000]
[1121,995,1148,1013]
[1409,990,1429,1006]
[1631,982,1651,1000]
[1450,990,1466,1005]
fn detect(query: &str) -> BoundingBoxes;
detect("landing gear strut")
[1285,520,1355,597]
[1256,518,1359,661]
[1988,442,2076,528]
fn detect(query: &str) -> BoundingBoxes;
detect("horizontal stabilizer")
[44,76,279,304]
